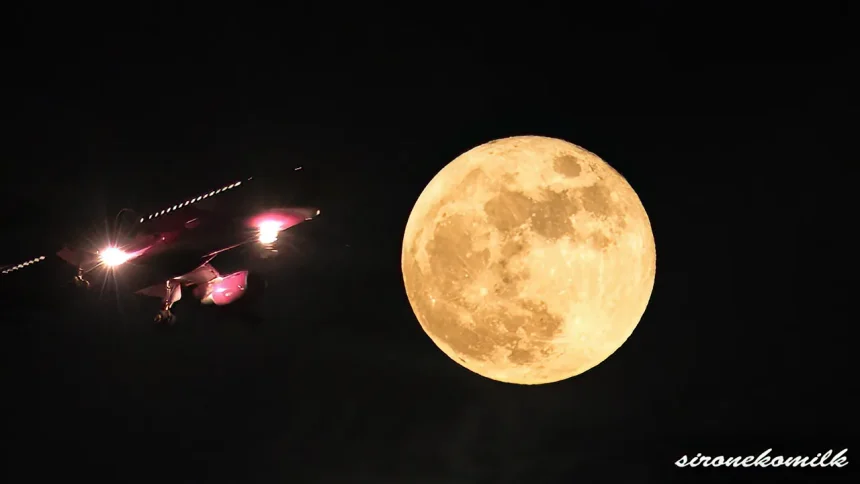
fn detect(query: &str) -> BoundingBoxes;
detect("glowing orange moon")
[402,136,656,384]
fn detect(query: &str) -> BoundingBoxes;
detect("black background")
[2,3,854,483]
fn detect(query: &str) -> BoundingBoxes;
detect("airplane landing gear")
[154,280,180,325]
[154,309,176,325]
[73,268,90,289]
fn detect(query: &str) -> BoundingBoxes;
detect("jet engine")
[197,270,266,306]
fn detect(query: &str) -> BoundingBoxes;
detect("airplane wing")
[133,171,308,232]
[245,207,319,231]
[3,172,316,288]
[3,179,250,276]
[134,261,221,298]
[56,246,103,270]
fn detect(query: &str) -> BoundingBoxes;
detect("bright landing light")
[100,247,131,267]
[257,221,283,244]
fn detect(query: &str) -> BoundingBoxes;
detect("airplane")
[1,174,320,325]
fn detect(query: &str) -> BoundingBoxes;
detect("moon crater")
[403,136,656,384]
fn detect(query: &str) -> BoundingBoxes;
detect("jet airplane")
[1,175,319,324]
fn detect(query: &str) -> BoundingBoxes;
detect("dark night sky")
[2,4,854,483]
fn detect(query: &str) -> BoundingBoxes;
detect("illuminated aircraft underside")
[1,173,319,325]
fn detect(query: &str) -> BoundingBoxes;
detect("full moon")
[402,136,656,384]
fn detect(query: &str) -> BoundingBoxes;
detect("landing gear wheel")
[154,309,176,325]
[73,267,90,289]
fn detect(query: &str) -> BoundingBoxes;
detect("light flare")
[100,247,131,267]
[257,220,283,244]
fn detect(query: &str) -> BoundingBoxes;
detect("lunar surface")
[402,136,656,384]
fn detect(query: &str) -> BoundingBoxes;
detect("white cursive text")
[675,448,848,468]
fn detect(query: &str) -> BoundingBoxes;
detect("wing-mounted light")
[257,221,282,244]
[98,247,131,268]
[1,255,47,274]
[138,177,251,224]
[247,207,320,245]
[95,243,153,269]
